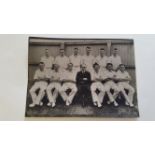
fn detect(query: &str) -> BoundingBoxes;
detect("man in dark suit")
[76,63,92,106]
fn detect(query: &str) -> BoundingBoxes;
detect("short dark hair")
[100,48,105,50]
[119,64,125,67]
[114,48,118,50]
[68,62,73,66]
[86,46,91,50]
[93,62,99,68]
[45,48,48,50]
[74,47,78,50]
[39,62,44,65]
[106,63,113,67]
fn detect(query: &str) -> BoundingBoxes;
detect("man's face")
[86,48,91,55]
[60,49,65,56]
[100,49,105,56]
[113,49,118,56]
[120,65,125,72]
[68,64,73,71]
[45,49,49,57]
[107,64,113,71]
[74,48,78,55]
[54,64,59,71]
[81,66,86,72]
[39,63,45,70]
[94,64,100,72]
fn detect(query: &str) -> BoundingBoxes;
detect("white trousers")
[60,82,77,104]
[91,82,105,106]
[46,82,61,103]
[118,82,135,104]
[29,81,48,105]
[104,81,120,103]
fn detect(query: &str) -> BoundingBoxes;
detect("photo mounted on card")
[25,37,139,117]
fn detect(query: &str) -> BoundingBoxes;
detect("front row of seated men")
[29,61,135,108]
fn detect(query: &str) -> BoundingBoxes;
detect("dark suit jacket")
[76,71,91,86]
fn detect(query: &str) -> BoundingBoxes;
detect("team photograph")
[26,37,139,117]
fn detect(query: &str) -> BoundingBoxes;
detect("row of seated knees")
[29,83,134,103]
[29,90,133,107]
[31,87,131,95]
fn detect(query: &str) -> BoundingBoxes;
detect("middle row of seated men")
[29,60,135,108]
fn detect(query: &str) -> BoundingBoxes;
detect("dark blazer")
[76,71,91,85]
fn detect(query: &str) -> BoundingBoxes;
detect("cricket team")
[29,46,135,108]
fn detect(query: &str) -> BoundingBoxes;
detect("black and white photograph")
[25,37,139,117]
[1,1,155,155]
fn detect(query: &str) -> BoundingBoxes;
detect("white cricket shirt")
[40,56,54,68]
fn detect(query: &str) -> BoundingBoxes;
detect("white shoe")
[129,103,134,107]
[93,101,97,106]
[114,101,119,107]
[47,102,52,106]
[125,101,129,106]
[40,102,43,106]
[107,101,111,105]
[98,104,102,108]
[29,103,36,108]
[66,101,70,106]
[52,102,56,108]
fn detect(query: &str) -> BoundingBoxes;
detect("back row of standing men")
[29,46,135,108]
[41,46,121,72]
